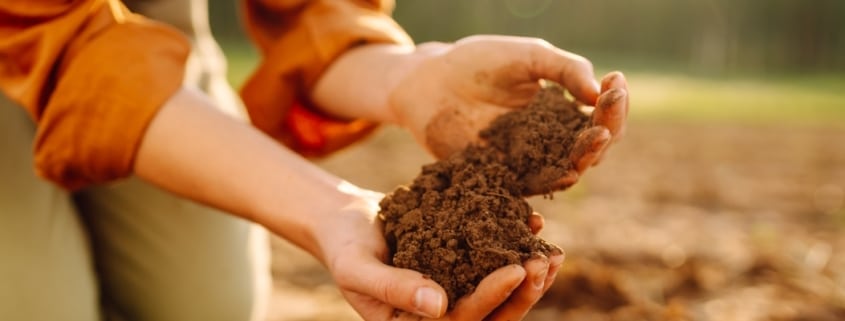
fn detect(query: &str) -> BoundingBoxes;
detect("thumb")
[334,255,448,318]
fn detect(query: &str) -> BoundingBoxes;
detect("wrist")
[136,87,383,271]
[253,177,382,266]
[305,183,384,267]
[311,43,436,124]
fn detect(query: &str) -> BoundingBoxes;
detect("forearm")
[311,43,420,124]
[134,87,362,260]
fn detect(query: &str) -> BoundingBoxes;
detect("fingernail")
[550,253,566,268]
[601,88,627,107]
[414,287,442,318]
[601,71,623,91]
[550,246,565,258]
[533,266,548,289]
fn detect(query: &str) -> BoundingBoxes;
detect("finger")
[487,256,551,321]
[593,88,627,140]
[527,41,600,104]
[449,264,526,320]
[333,255,447,319]
[542,170,579,193]
[528,213,544,235]
[415,41,451,55]
[569,126,611,173]
[601,71,627,92]
[601,71,630,115]
[543,253,566,293]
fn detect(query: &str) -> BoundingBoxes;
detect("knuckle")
[524,38,554,58]
[458,34,484,43]
[576,57,594,73]
[329,255,364,291]
[332,268,356,290]
[377,278,397,305]
[558,54,594,83]
[496,288,515,304]
[380,276,417,309]
[512,288,541,309]
[352,272,398,306]
[528,37,553,49]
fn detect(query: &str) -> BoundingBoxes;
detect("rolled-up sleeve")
[0,0,190,190]
[240,0,413,157]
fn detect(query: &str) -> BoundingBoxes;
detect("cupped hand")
[389,35,629,194]
[528,70,628,194]
[316,193,563,321]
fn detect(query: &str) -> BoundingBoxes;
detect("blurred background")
[208,1,845,320]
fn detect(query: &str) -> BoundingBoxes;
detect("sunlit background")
[207,1,845,320]
[212,0,845,124]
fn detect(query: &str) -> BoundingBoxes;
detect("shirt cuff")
[240,0,412,157]
[34,16,189,190]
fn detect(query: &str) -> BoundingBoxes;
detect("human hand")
[389,35,629,194]
[316,191,563,321]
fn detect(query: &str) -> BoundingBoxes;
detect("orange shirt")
[0,0,412,190]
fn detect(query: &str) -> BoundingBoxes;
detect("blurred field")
[266,124,845,321]
[223,43,845,127]
[214,45,845,321]
[625,73,845,125]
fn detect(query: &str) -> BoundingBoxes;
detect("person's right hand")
[315,192,564,321]
[312,36,628,196]
[385,36,629,195]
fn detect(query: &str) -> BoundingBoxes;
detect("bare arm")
[135,87,354,258]
[134,87,556,320]
[313,37,629,192]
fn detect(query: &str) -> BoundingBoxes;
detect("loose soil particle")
[380,87,592,309]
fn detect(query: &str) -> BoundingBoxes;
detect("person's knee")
[0,101,99,321]
[116,271,265,321]
[74,176,271,321]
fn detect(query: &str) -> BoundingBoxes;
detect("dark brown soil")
[379,87,591,309]
[481,87,592,196]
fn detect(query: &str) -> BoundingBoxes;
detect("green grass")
[221,42,845,126]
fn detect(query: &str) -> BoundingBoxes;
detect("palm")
[390,36,628,194]
[318,195,560,321]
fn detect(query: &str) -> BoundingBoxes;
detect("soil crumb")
[380,86,591,309]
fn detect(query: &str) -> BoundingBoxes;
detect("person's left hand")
[389,35,629,194]
[315,192,563,321]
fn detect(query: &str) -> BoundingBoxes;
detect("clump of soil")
[380,86,592,308]
[482,87,593,195]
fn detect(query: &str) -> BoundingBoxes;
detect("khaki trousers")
[0,1,270,320]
